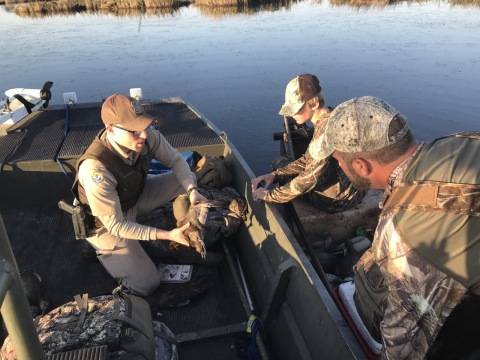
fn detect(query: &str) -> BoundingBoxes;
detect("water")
[1,2,480,175]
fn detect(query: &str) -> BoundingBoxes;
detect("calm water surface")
[1,2,479,175]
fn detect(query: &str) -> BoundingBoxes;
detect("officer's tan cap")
[279,74,322,117]
[314,96,409,159]
[101,94,154,132]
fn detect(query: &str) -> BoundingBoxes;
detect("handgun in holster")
[58,200,91,240]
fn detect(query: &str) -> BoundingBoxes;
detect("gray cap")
[279,74,322,117]
[312,96,409,160]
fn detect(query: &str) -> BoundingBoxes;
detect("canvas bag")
[192,155,232,189]
[0,293,169,360]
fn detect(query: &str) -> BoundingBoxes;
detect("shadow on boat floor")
[2,205,245,360]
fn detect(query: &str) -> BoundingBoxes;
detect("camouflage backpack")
[0,293,177,360]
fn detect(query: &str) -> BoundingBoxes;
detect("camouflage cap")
[101,94,154,132]
[312,96,409,160]
[279,74,322,117]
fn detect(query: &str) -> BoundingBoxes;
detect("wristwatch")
[187,186,198,197]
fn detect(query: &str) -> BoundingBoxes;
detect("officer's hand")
[251,174,275,190]
[190,189,206,205]
[253,187,268,202]
[168,222,190,246]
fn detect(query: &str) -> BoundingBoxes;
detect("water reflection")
[196,0,298,18]
[8,0,480,18]
[330,0,479,8]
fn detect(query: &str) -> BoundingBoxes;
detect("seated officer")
[72,94,206,296]
[251,74,365,213]
[317,96,480,359]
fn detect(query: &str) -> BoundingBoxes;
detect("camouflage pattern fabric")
[176,186,247,257]
[266,111,366,213]
[0,296,125,358]
[383,181,480,216]
[152,321,178,360]
[359,143,468,360]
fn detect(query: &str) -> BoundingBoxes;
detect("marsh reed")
[10,0,480,18]
[13,0,185,16]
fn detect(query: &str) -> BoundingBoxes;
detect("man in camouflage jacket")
[317,96,480,359]
[251,74,365,213]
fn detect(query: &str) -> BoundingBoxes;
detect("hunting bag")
[192,155,232,189]
[0,292,177,360]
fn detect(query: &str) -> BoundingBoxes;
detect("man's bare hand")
[253,187,268,202]
[168,222,190,246]
[189,189,206,205]
[251,173,275,190]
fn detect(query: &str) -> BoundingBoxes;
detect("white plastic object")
[130,88,143,100]
[0,95,44,126]
[63,92,77,105]
[5,88,42,99]
[350,236,372,253]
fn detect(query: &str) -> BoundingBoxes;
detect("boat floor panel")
[142,103,223,149]
[0,132,25,166]
[5,111,66,163]
[58,125,104,158]
[2,205,244,360]
[1,101,223,167]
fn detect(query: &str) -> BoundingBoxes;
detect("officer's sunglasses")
[111,124,155,137]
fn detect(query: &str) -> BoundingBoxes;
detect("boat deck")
[0,102,247,360]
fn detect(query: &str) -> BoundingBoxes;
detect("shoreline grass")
[11,0,480,17]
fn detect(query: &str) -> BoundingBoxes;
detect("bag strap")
[66,293,89,350]
[153,329,178,345]
[383,181,480,217]
[110,294,151,340]
[106,293,121,351]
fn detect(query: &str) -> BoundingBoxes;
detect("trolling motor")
[4,81,53,113]
[0,82,54,131]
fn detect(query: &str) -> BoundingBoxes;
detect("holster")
[72,205,91,240]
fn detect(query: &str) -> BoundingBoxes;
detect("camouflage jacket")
[370,142,467,360]
[265,111,365,213]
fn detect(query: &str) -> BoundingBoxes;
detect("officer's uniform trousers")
[86,172,185,296]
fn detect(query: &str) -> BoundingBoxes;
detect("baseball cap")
[101,94,154,132]
[279,74,322,117]
[312,96,409,160]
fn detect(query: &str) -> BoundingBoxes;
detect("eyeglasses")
[111,125,143,137]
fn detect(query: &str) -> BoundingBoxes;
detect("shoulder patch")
[131,100,143,114]
[92,171,104,183]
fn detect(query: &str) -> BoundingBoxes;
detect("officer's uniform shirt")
[78,127,194,241]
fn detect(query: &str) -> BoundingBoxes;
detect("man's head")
[317,96,416,189]
[279,74,325,124]
[101,94,155,152]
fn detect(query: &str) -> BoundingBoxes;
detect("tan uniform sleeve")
[146,128,195,184]
[78,159,157,240]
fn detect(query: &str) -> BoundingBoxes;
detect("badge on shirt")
[92,171,104,183]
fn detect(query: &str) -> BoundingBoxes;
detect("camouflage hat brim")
[279,101,305,117]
